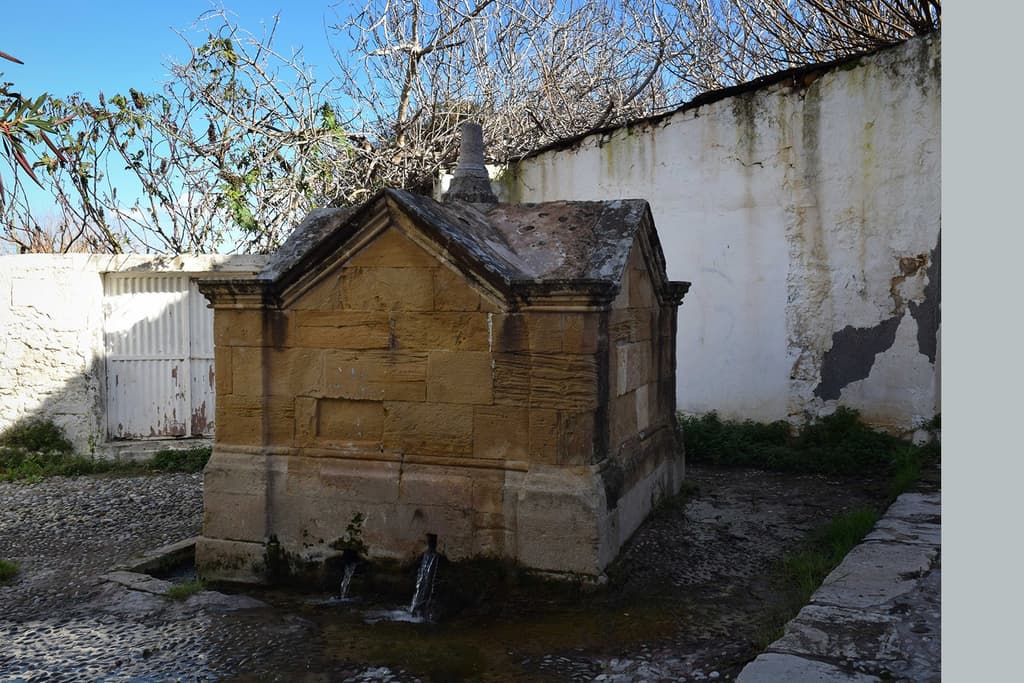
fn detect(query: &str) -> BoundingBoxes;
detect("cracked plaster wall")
[493,35,940,431]
[0,254,267,454]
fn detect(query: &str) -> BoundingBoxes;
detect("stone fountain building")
[197,125,690,583]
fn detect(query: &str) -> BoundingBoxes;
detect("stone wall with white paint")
[0,254,266,454]
[487,35,940,432]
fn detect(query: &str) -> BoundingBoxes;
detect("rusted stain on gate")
[191,401,209,436]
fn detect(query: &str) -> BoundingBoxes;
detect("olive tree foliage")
[2,16,351,253]
[1,0,939,254]
[0,50,80,252]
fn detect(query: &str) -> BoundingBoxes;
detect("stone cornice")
[197,278,274,309]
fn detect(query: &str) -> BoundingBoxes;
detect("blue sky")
[2,1,343,100]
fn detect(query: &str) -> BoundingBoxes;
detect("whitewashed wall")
[0,254,266,454]
[487,35,940,431]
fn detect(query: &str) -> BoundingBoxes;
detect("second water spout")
[408,535,439,617]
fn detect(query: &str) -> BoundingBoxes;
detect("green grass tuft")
[0,425,212,482]
[756,506,881,649]
[165,579,206,601]
[679,407,940,481]
[0,559,18,584]
[781,506,880,601]
[0,448,144,482]
[0,419,73,454]
[150,446,212,473]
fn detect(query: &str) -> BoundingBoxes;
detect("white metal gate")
[103,274,216,440]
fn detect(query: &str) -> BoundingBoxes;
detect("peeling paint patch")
[191,401,208,436]
[814,314,902,400]
[908,234,940,363]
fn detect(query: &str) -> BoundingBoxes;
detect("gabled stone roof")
[259,206,357,282]
[258,189,687,305]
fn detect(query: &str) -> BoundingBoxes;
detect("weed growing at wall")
[682,408,940,648]
[678,407,940,479]
[0,419,111,481]
[782,506,880,594]
[0,420,213,481]
[150,446,212,473]
[334,512,369,557]
[0,559,18,584]
[0,448,132,482]
[0,419,73,454]
[165,579,206,601]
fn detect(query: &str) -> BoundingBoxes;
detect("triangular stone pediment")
[205,188,688,311]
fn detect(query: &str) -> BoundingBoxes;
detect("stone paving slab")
[95,571,269,613]
[736,490,941,683]
[737,653,882,682]
[769,604,902,662]
[99,570,174,595]
[811,540,937,609]
[862,517,941,545]
[884,493,941,520]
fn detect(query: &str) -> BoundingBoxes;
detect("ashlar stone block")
[215,396,295,446]
[383,401,474,456]
[427,350,493,404]
[325,350,427,402]
[473,405,530,460]
[347,227,440,269]
[294,311,391,349]
[291,271,343,311]
[316,398,385,444]
[232,347,324,398]
[528,354,599,410]
[434,264,482,312]
[214,310,270,347]
[629,265,657,309]
[527,312,564,353]
[562,313,602,355]
[319,458,402,504]
[392,312,490,351]
[340,266,434,311]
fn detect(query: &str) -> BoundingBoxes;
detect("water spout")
[339,562,357,600]
[408,535,439,617]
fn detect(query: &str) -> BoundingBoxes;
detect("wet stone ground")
[0,465,890,682]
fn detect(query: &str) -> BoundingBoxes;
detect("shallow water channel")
[219,566,704,681]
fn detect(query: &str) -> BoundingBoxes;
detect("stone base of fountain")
[197,427,683,585]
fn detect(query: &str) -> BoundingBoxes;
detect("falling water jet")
[408,534,439,618]
[338,562,357,601]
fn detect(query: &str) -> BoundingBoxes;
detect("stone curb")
[736,491,941,683]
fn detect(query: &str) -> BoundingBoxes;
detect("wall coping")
[0,253,269,275]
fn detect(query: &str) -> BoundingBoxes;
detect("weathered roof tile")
[257,188,680,303]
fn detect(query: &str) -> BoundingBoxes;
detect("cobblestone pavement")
[0,473,204,620]
[0,466,909,682]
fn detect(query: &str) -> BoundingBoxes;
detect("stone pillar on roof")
[444,121,498,204]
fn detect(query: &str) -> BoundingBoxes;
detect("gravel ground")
[0,466,892,682]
